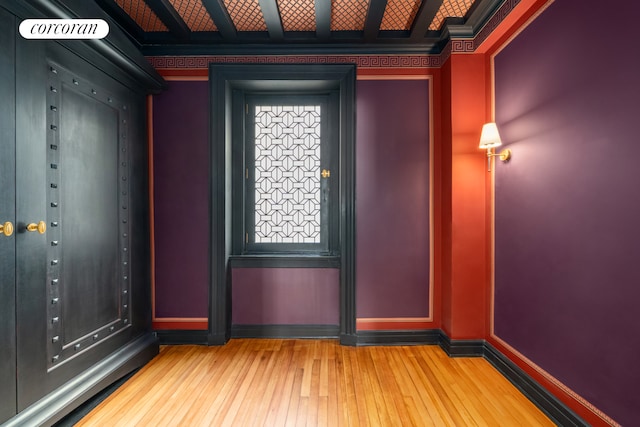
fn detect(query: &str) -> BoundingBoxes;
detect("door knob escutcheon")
[0,221,14,237]
[26,221,46,234]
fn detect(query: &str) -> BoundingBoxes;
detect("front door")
[0,6,17,423]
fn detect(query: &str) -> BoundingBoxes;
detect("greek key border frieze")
[146,54,444,69]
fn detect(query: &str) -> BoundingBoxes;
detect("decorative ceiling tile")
[114,0,168,31]
[277,0,316,32]
[331,0,370,31]
[223,0,267,31]
[429,0,474,30]
[380,0,422,31]
[167,0,217,31]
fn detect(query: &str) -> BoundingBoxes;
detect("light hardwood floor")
[75,339,554,426]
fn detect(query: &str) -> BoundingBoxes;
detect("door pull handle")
[26,221,47,234]
[0,221,14,237]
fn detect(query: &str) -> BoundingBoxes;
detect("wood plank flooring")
[75,339,554,426]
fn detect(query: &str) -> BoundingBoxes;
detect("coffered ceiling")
[95,0,504,54]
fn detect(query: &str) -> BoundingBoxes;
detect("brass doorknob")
[26,221,47,234]
[0,221,14,237]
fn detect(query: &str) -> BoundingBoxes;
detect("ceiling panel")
[277,0,316,32]
[380,0,422,31]
[330,0,370,31]
[223,0,267,31]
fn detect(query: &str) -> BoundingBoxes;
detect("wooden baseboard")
[231,324,339,339]
[155,330,210,345]
[53,371,137,426]
[5,333,158,427]
[438,332,485,357]
[356,329,440,346]
[483,343,586,427]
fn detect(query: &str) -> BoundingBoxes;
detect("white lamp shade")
[479,122,502,149]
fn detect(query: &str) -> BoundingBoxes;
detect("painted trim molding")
[438,332,485,357]
[155,330,210,345]
[231,325,340,339]
[489,335,619,427]
[356,329,441,346]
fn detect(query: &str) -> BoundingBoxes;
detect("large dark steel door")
[0,5,152,423]
[16,49,134,411]
[5,37,135,412]
[0,7,17,424]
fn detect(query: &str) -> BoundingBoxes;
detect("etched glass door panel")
[254,104,322,244]
[244,95,336,254]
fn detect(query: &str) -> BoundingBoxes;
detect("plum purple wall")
[153,80,209,318]
[494,1,640,424]
[356,80,430,318]
[152,78,431,325]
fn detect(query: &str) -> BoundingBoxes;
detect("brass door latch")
[0,221,13,237]
[26,221,47,234]
[321,169,331,179]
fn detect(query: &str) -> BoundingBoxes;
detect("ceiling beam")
[144,0,190,39]
[315,0,331,40]
[201,0,238,40]
[363,0,387,42]
[410,0,443,41]
[258,0,284,40]
[465,0,504,29]
[94,0,145,43]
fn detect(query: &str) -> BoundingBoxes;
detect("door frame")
[208,63,357,346]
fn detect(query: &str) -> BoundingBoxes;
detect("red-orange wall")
[440,54,489,339]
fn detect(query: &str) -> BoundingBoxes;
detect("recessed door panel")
[59,86,120,342]
[44,60,132,370]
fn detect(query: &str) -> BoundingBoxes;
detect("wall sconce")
[479,122,511,171]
